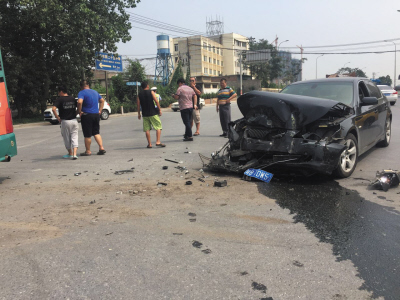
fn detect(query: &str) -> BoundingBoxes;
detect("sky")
[116,0,400,85]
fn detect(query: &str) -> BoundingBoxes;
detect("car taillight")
[5,107,13,133]
[393,91,398,95]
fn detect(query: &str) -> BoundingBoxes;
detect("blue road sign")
[95,52,123,72]
[126,82,140,86]
[244,168,274,183]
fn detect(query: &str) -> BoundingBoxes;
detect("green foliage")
[0,0,140,118]
[336,67,367,78]
[378,75,392,86]
[246,39,283,85]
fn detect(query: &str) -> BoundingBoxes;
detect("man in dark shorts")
[137,81,165,148]
[77,80,106,156]
[52,85,79,159]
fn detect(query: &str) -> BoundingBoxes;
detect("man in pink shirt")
[173,78,197,141]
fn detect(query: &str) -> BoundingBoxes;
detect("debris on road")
[165,158,180,164]
[243,169,274,183]
[105,232,113,236]
[74,172,81,176]
[189,218,196,222]
[192,241,203,248]
[214,180,227,187]
[114,169,134,175]
[201,249,212,254]
[188,212,196,217]
[198,178,205,183]
[116,191,123,194]
[369,170,400,192]
[89,200,96,204]
[162,166,168,170]
[157,182,168,187]
[173,233,183,235]
[186,181,192,185]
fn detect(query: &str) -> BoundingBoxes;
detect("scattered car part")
[162,166,168,170]
[214,180,227,187]
[243,169,273,183]
[186,181,192,185]
[369,170,400,192]
[165,158,179,164]
[114,169,134,175]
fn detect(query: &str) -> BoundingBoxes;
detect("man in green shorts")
[137,81,165,148]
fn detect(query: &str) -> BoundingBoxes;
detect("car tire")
[50,120,59,125]
[172,109,178,112]
[377,117,391,147]
[101,109,109,120]
[334,133,358,178]
[390,102,395,106]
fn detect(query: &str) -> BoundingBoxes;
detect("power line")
[283,38,400,49]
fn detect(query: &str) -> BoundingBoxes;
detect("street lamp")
[316,54,324,79]
[384,40,396,87]
[277,40,289,90]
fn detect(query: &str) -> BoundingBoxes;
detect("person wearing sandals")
[137,81,165,148]
[77,80,106,156]
[189,77,202,136]
[52,86,79,160]
[173,78,197,141]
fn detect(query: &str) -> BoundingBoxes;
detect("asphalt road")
[0,100,399,300]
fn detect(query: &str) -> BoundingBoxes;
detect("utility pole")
[239,50,243,95]
[105,71,108,101]
[186,37,191,77]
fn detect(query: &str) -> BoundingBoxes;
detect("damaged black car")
[202,78,392,178]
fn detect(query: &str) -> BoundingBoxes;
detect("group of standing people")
[53,77,237,158]
[52,80,106,159]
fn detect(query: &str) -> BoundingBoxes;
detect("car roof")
[289,77,367,86]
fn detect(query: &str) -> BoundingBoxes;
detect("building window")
[203,42,207,50]
[221,61,223,66]
[208,44,211,51]
[209,57,211,63]
[218,71,221,76]
[174,44,178,51]
[214,70,216,75]
[213,59,216,64]
[221,49,223,56]
[205,84,211,88]
[217,48,220,55]
[217,60,220,65]
[242,42,247,48]
[204,55,207,62]
[213,84,218,88]
[204,67,208,74]
[213,46,215,53]
[175,57,178,63]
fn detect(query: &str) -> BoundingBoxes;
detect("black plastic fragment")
[214,180,227,187]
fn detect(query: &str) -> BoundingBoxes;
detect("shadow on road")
[257,176,400,299]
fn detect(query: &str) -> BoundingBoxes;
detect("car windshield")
[378,85,392,90]
[281,81,354,106]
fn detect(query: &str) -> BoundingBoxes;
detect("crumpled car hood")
[238,91,348,129]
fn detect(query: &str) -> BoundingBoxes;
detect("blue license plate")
[384,93,391,96]
[244,168,274,183]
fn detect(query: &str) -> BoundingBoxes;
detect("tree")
[336,67,367,78]
[282,58,306,84]
[0,0,140,118]
[112,59,146,102]
[378,75,392,86]
[245,39,283,87]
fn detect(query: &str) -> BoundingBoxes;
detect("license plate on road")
[244,168,274,183]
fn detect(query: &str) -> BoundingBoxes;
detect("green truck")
[0,49,17,162]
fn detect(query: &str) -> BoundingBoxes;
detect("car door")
[354,81,381,153]
[364,80,387,142]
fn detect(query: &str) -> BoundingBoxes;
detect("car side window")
[364,81,382,99]
[358,81,368,102]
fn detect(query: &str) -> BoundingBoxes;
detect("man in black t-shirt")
[52,86,79,159]
[137,81,165,148]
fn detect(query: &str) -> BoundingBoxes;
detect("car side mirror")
[360,97,378,106]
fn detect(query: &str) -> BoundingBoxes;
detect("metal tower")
[154,35,174,86]
[206,16,224,36]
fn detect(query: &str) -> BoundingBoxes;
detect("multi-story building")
[171,33,250,78]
